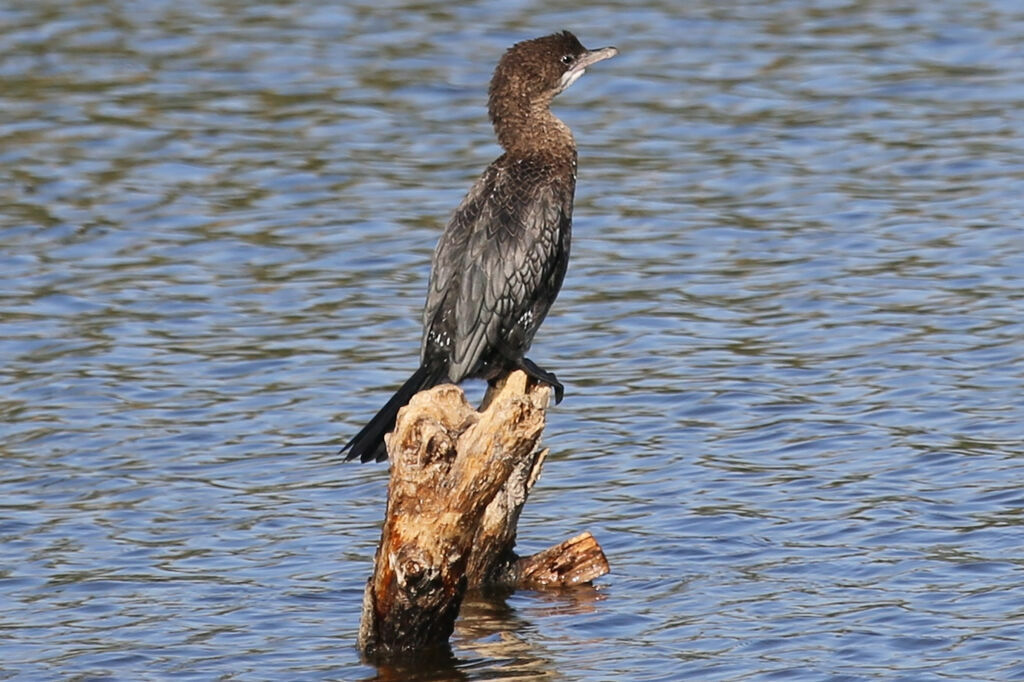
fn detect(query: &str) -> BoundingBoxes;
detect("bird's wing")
[421,168,494,360]
[449,164,573,380]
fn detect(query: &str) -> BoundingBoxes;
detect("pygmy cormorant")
[341,31,617,462]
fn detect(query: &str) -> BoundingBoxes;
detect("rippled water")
[3,1,1024,679]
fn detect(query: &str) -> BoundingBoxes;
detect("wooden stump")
[358,370,609,657]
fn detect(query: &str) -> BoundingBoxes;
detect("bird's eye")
[560,54,574,65]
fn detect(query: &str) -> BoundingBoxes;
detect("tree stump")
[358,370,609,657]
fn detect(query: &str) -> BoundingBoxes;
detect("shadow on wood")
[358,370,609,657]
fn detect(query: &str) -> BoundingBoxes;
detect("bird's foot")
[520,357,564,404]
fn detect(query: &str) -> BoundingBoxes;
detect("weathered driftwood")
[358,370,609,656]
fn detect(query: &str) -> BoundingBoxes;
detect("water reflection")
[358,587,603,680]
[455,586,604,678]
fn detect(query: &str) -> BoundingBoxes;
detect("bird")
[341,31,617,462]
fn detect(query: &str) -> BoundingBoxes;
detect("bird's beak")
[575,46,618,71]
[558,45,617,92]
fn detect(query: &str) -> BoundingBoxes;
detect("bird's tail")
[340,364,444,463]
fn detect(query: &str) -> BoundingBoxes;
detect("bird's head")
[488,31,617,129]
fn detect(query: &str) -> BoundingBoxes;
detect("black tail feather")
[340,364,441,463]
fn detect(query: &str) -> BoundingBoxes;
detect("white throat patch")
[558,68,585,93]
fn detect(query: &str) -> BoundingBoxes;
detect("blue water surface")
[2,1,1024,679]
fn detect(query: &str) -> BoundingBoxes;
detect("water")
[3,0,1024,679]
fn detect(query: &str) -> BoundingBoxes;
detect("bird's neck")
[490,99,576,156]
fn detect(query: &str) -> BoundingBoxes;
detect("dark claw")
[520,357,564,404]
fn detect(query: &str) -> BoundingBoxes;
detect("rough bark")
[358,370,609,656]
[513,531,609,589]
